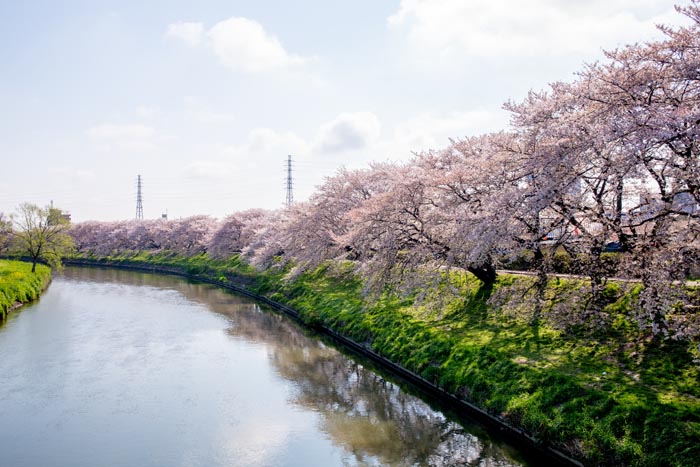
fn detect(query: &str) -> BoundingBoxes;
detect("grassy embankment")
[73,251,700,467]
[0,259,51,322]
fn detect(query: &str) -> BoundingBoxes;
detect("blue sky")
[0,0,686,221]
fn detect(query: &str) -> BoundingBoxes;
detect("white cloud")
[135,106,159,119]
[165,21,204,47]
[87,123,156,140]
[342,109,510,166]
[193,110,237,125]
[208,17,305,72]
[86,123,160,153]
[167,17,306,73]
[391,109,508,152]
[388,0,679,59]
[313,112,381,154]
[218,114,381,162]
[179,97,237,125]
[182,161,236,181]
[227,127,309,159]
[48,167,95,183]
[183,95,201,106]
[246,128,309,158]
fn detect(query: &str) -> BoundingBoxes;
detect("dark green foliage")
[552,249,573,274]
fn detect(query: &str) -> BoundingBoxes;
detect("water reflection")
[19,267,527,467]
[218,282,526,466]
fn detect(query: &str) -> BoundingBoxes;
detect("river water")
[0,267,531,467]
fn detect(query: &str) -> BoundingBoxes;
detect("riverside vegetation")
[69,251,700,467]
[0,260,51,322]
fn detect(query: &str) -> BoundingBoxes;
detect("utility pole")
[285,155,294,206]
[136,174,144,220]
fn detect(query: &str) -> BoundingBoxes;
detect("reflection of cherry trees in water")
[227,306,524,467]
[61,266,258,316]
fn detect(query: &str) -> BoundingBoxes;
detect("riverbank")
[0,260,51,322]
[65,252,699,467]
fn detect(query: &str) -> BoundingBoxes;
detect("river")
[0,267,533,467]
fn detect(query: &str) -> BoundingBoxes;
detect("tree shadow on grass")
[442,281,495,325]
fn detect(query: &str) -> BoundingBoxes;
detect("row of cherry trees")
[69,209,269,259]
[69,2,700,339]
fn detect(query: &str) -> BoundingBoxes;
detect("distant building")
[672,192,699,215]
[48,209,71,225]
[630,192,699,223]
[48,201,71,224]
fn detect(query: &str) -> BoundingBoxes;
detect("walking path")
[498,269,700,287]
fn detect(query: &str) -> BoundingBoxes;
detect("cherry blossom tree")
[568,2,700,335]
[158,216,217,255]
[504,82,624,300]
[412,131,560,290]
[242,209,288,269]
[281,164,396,273]
[208,209,268,259]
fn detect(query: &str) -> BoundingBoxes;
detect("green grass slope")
[0,259,51,321]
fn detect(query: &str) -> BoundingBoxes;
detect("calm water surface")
[0,267,530,467]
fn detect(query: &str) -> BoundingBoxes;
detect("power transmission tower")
[285,155,294,206]
[136,174,144,220]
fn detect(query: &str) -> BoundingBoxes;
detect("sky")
[0,0,690,222]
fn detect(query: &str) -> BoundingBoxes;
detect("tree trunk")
[586,243,609,311]
[468,262,497,285]
[531,245,547,327]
